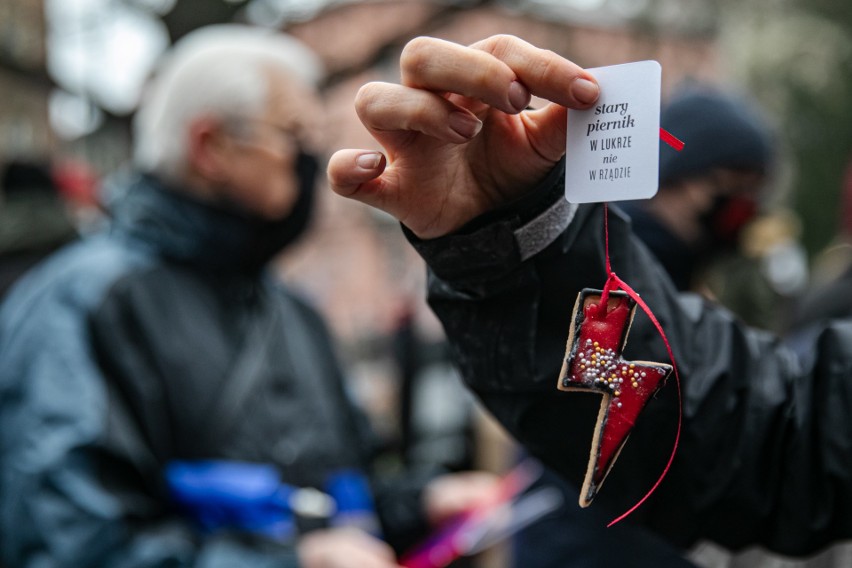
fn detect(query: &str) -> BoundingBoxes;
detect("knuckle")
[491,33,517,51]
[468,62,496,87]
[400,37,434,80]
[403,98,435,131]
[354,82,382,118]
[480,34,519,59]
[534,50,559,82]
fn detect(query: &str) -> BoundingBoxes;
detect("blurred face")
[694,168,764,249]
[654,167,765,251]
[214,68,320,220]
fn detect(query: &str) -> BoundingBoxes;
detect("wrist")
[403,160,576,283]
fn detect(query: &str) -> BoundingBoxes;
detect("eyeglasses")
[222,115,303,156]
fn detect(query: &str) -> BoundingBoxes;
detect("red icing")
[564,293,669,494]
[580,299,630,351]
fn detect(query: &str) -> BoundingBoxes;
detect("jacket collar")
[110,174,281,272]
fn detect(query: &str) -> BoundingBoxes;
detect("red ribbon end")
[659,128,684,151]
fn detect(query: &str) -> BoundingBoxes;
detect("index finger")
[472,35,600,109]
[400,35,599,114]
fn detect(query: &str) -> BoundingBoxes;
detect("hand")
[422,471,501,526]
[297,527,403,568]
[327,35,600,239]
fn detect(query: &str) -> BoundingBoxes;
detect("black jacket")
[0,176,431,567]
[409,161,852,557]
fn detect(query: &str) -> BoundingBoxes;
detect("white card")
[564,60,661,203]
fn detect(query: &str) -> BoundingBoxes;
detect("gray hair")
[132,25,323,180]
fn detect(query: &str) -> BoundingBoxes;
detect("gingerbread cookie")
[558,288,672,507]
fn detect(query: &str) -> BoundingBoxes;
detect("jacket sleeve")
[287,293,439,556]
[0,271,299,568]
[404,160,852,556]
[318,331,445,557]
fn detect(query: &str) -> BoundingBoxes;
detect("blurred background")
[2,0,852,566]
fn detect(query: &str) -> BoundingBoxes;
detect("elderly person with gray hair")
[0,25,493,568]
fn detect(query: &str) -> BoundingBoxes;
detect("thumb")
[327,149,398,212]
[522,103,569,163]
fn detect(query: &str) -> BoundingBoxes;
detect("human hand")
[297,527,403,568]
[327,35,599,239]
[422,470,501,526]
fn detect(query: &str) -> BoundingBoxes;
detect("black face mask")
[248,150,320,266]
[698,193,757,253]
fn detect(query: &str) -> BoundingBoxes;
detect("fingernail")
[508,80,531,112]
[571,78,600,105]
[448,111,483,139]
[356,152,382,170]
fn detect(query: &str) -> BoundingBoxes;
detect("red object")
[839,158,852,236]
[51,160,100,206]
[659,127,685,151]
[558,290,671,507]
[712,195,758,244]
[399,461,540,568]
[557,204,683,526]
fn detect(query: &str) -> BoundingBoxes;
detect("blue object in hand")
[166,460,296,540]
[325,468,382,538]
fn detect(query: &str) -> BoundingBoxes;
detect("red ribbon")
[660,127,685,151]
[600,204,682,527]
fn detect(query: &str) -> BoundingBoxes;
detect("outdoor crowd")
[2,23,852,568]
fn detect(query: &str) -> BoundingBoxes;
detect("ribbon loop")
[601,204,682,527]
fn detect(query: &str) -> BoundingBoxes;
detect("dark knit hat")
[659,85,774,185]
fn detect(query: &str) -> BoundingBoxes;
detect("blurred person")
[621,87,773,285]
[620,85,809,332]
[792,157,852,329]
[630,85,822,373]
[785,156,852,370]
[328,33,852,561]
[0,159,79,298]
[0,26,495,568]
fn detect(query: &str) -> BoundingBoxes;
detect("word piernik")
[586,102,636,182]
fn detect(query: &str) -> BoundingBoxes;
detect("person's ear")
[187,116,232,183]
